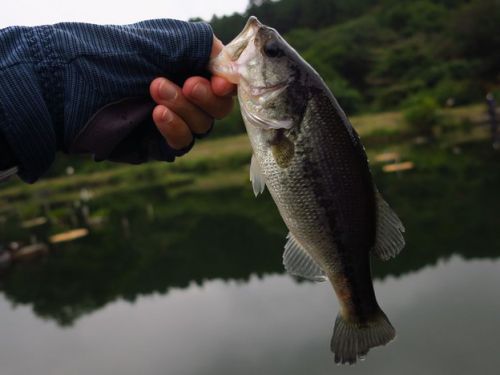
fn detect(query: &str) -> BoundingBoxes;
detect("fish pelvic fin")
[331,310,395,365]
[250,154,266,197]
[372,187,405,261]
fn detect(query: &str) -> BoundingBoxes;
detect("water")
[1,258,499,375]
[0,140,499,374]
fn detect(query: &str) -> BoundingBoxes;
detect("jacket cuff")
[164,20,214,76]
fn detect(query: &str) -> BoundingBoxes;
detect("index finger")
[210,36,236,97]
[211,76,236,97]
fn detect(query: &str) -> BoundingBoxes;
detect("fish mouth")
[228,16,262,60]
[216,17,262,62]
[209,17,285,87]
[248,80,289,96]
[208,17,263,83]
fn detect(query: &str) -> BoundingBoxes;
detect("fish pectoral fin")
[283,232,327,282]
[250,154,266,197]
[271,132,295,168]
[372,187,405,261]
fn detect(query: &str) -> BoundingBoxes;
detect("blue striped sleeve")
[0,19,213,183]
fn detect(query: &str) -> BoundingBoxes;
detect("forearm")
[0,19,213,183]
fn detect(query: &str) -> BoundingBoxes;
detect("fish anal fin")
[372,188,405,261]
[283,232,327,282]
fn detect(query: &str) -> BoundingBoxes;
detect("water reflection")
[0,257,498,374]
[0,141,499,328]
[0,188,286,325]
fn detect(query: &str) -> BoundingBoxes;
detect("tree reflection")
[0,140,499,326]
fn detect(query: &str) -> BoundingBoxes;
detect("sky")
[0,0,249,28]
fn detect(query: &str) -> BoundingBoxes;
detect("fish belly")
[246,93,380,320]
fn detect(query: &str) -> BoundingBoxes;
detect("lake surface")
[0,140,499,374]
[1,257,499,375]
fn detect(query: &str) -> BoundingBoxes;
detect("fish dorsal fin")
[250,154,266,197]
[283,232,327,282]
[372,188,405,261]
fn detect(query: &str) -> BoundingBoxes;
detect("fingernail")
[191,83,208,100]
[161,108,173,122]
[159,80,177,100]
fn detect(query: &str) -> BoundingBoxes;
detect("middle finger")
[156,79,213,135]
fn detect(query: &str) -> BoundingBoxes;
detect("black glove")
[69,97,197,164]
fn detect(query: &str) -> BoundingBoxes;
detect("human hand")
[149,37,235,150]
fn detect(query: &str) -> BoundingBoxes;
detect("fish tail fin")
[331,309,395,365]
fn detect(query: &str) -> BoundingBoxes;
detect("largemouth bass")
[210,17,405,364]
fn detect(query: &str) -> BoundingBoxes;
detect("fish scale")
[263,91,374,284]
[210,16,405,364]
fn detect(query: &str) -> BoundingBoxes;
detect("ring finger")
[151,78,213,136]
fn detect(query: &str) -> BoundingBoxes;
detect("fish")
[209,16,405,364]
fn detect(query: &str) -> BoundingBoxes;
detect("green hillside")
[208,0,499,116]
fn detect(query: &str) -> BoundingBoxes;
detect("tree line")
[205,0,499,119]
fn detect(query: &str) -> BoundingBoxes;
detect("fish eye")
[263,40,284,58]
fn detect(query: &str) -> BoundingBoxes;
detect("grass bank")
[0,103,491,214]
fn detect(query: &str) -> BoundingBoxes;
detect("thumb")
[211,36,224,58]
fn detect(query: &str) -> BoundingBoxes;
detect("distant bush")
[432,79,482,106]
[301,16,384,92]
[450,0,500,80]
[379,0,447,36]
[373,80,427,109]
[326,78,364,114]
[284,28,317,52]
[403,96,441,136]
